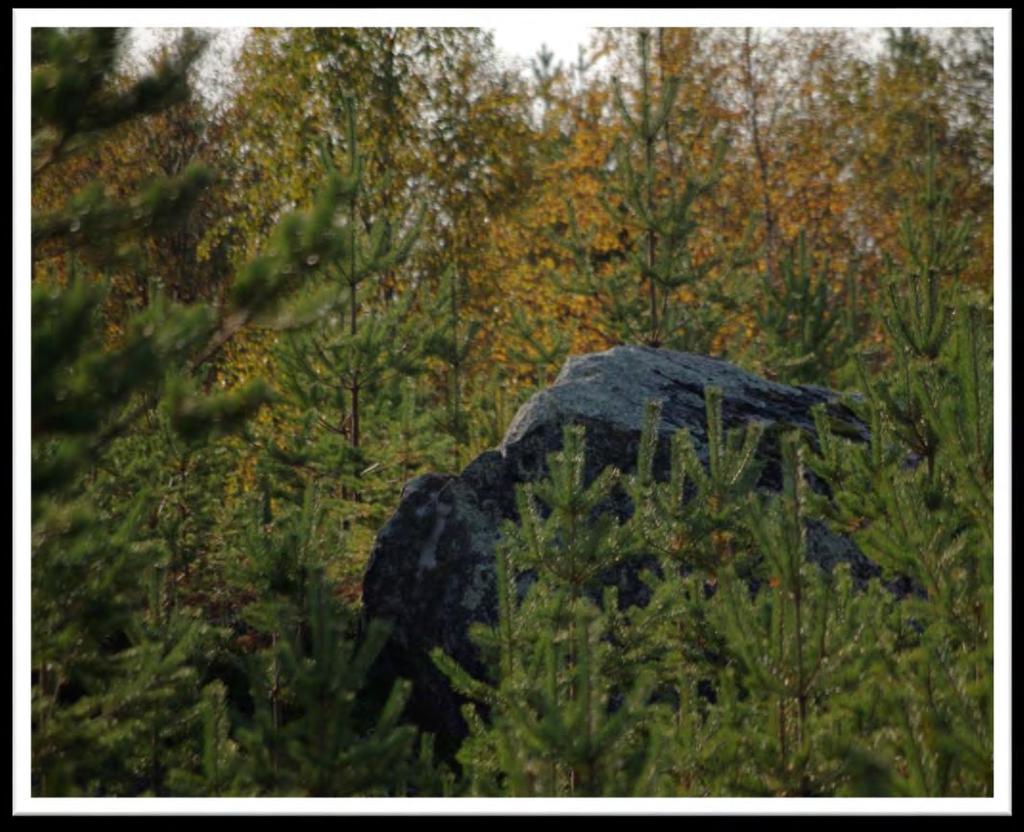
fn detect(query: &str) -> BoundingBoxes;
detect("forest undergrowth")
[27,26,994,797]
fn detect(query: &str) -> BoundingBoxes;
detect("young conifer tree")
[234,568,417,796]
[646,390,763,563]
[506,304,573,391]
[30,28,377,795]
[805,143,993,796]
[30,29,232,796]
[752,231,866,386]
[432,425,669,796]
[274,96,424,437]
[559,29,729,351]
[270,93,426,560]
[623,390,890,796]
[423,263,482,470]
[701,432,882,796]
[622,391,766,793]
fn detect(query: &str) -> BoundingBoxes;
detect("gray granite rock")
[361,346,874,751]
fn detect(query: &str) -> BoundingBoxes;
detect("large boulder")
[361,346,878,751]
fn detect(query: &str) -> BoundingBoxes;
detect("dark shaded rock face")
[361,346,876,751]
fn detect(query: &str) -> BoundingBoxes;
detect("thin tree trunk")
[450,237,463,471]
[743,29,779,286]
[646,128,658,345]
[348,186,360,452]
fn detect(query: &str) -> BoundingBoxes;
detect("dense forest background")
[27,26,995,798]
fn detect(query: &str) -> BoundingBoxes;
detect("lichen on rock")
[361,345,873,750]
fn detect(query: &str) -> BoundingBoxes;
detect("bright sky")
[124,9,993,88]
[125,22,602,109]
[491,22,594,68]
[128,23,597,79]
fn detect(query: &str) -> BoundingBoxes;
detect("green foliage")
[753,231,866,385]
[27,25,994,799]
[590,28,729,350]
[881,141,973,362]
[707,434,880,795]
[31,262,216,491]
[269,93,425,479]
[801,147,993,796]
[32,443,231,797]
[630,390,763,572]
[165,680,248,796]
[513,424,626,593]
[236,570,417,796]
[29,28,426,798]
[32,29,202,168]
[30,30,235,796]
[424,264,483,465]
[433,425,669,796]
[506,304,573,389]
